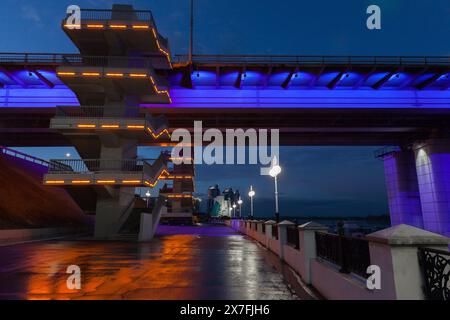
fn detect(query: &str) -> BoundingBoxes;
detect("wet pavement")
[0,225,312,300]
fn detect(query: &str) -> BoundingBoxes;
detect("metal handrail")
[54,106,141,118]
[1,53,448,66]
[174,54,450,66]
[0,146,51,167]
[48,158,157,173]
[0,53,166,66]
[64,8,155,23]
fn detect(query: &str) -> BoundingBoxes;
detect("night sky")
[3,0,450,218]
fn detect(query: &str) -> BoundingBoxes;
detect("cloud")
[21,4,43,27]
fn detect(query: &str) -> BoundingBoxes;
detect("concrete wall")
[0,154,88,229]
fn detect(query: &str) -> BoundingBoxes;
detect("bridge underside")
[0,107,449,146]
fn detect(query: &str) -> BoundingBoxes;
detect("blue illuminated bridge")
[0,4,449,240]
[0,54,449,146]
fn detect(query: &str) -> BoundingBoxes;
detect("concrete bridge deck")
[0,225,315,300]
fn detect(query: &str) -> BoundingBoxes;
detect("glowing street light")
[232,203,237,218]
[269,156,282,222]
[145,190,151,207]
[248,186,255,218]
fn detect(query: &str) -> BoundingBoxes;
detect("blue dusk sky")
[3,0,450,217]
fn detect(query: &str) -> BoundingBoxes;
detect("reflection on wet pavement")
[0,225,305,300]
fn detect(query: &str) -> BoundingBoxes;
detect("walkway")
[0,225,313,300]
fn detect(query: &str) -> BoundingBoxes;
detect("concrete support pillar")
[381,150,423,228]
[366,224,449,300]
[414,139,450,237]
[94,187,135,238]
[278,220,295,260]
[298,221,329,284]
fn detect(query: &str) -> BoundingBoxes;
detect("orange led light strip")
[132,25,150,29]
[127,125,145,129]
[129,73,148,78]
[145,180,157,187]
[72,180,91,184]
[45,180,65,184]
[106,73,124,77]
[57,72,76,76]
[152,28,171,63]
[82,72,101,77]
[122,180,142,184]
[110,24,127,29]
[86,24,104,29]
[149,76,172,102]
[147,127,170,140]
[97,180,116,184]
[101,124,120,129]
[78,124,96,129]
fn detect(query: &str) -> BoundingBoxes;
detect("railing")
[418,248,450,300]
[1,53,448,67]
[272,224,278,240]
[0,53,165,67]
[1,146,51,167]
[65,8,155,23]
[287,225,300,250]
[174,54,450,66]
[48,159,156,173]
[262,223,266,234]
[54,106,141,118]
[59,55,158,68]
[315,232,371,278]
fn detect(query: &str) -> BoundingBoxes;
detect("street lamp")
[237,198,243,219]
[248,186,255,219]
[229,207,233,218]
[232,203,237,219]
[269,156,282,222]
[145,190,151,207]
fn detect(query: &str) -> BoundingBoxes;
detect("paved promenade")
[0,225,314,300]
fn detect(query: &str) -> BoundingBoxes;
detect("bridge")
[0,4,449,240]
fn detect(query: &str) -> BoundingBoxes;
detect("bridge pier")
[414,139,450,237]
[381,149,423,228]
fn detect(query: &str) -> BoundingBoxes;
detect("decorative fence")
[315,232,371,278]
[418,248,450,300]
[287,225,300,249]
[272,225,278,240]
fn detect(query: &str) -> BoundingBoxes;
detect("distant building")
[207,185,241,218]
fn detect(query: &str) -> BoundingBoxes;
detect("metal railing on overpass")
[54,106,141,118]
[174,54,450,66]
[1,53,448,67]
[64,8,155,23]
[1,146,50,167]
[0,54,165,67]
[48,159,157,174]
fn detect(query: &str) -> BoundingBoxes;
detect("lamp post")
[229,207,233,218]
[248,186,255,219]
[145,190,151,208]
[237,198,243,219]
[232,203,237,219]
[269,156,282,223]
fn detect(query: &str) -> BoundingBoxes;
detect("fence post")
[298,221,329,284]
[264,220,276,248]
[278,220,295,261]
[337,221,350,274]
[366,224,449,300]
